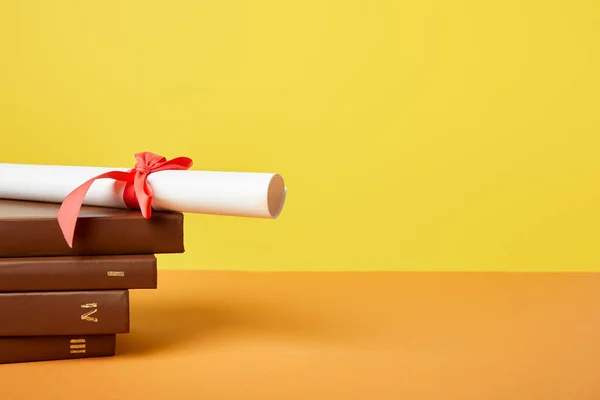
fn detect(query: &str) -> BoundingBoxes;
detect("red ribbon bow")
[57,152,193,248]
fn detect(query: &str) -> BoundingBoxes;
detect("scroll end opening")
[267,174,286,218]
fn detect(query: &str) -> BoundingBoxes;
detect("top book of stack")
[0,199,184,258]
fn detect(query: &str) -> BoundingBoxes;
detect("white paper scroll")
[0,163,287,219]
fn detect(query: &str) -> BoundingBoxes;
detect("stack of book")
[0,199,185,364]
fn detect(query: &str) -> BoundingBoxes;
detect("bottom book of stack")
[0,335,117,364]
[0,254,158,364]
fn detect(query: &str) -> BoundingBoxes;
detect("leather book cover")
[0,334,116,364]
[0,254,157,292]
[0,199,184,257]
[0,290,130,336]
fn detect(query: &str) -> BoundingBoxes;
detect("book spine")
[0,212,184,257]
[0,334,116,364]
[0,255,157,292]
[0,290,130,336]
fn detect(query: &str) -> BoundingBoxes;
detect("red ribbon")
[57,152,193,248]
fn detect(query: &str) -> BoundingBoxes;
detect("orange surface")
[1,270,600,399]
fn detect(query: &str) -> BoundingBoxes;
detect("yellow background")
[1,1,599,271]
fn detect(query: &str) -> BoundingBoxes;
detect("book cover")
[0,254,157,292]
[0,199,184,257]
[0,334,116,364]
[0,290,130,336]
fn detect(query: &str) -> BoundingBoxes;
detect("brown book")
[0,255,157,292]
[0,290,129,336]
[0,199,184,258]
[0,334,116,364]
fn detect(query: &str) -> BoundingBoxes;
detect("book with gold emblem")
[0,335,116,364]
[0,254,157,292]
[0,290,129,337]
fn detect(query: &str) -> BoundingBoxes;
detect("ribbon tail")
[57,171,132,248]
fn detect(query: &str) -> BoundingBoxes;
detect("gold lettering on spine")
[80,303,98,322]
[107,271,125,277]
[70,338,87,354]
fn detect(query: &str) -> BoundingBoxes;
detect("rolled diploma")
[0,163,287,219]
